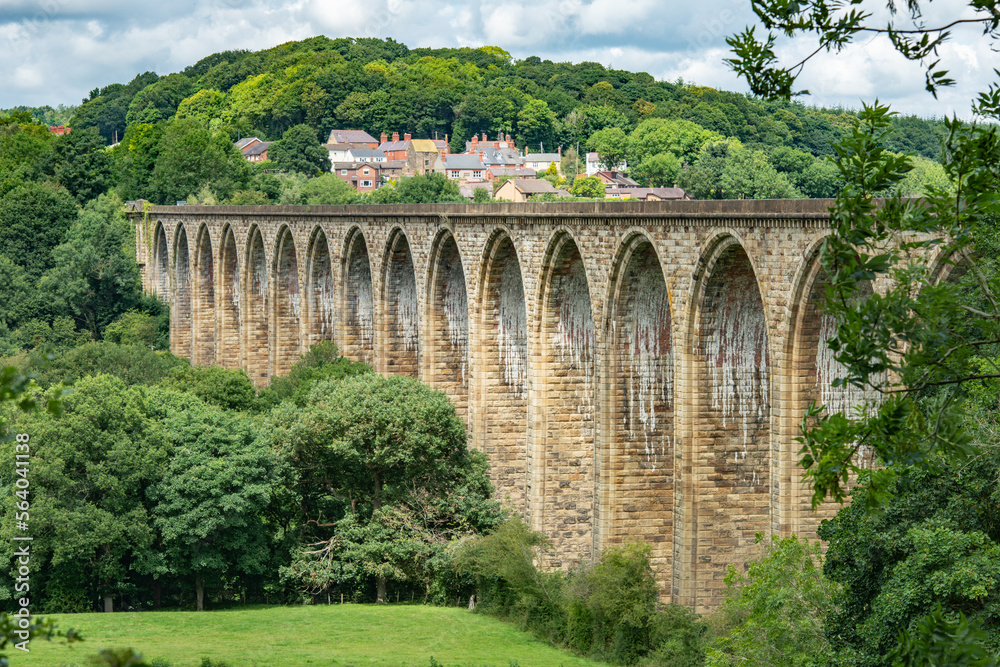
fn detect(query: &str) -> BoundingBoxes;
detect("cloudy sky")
[0,0,994,118]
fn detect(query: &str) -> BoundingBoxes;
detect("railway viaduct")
[130,199,865,612]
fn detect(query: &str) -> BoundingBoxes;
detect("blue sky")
[0,0,993,119]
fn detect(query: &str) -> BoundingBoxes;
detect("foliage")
[705,535,837,667]
[41,127,112,204]
[393,172,465,204]
[23,342,186,389]
[588,127,629,172]
[39,193,143,339]
[719,147,801,199]
[157,365,261,413]
[259,341,370,408]
[268,124,332,175]
[0,181,78,278]
[796,103,1000,507]
[271,373,502,603]
[297,172,358,204]
[570,176,606,198]
[148,117,251,204]
[149,396,278,610]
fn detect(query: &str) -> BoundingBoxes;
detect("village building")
[332,160,405,193]
[494,177,571,202]
[604,186,689,201]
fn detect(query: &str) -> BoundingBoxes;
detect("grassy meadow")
[15,604,605,667]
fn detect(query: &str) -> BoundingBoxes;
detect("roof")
[510,178,557,194]
[606,187,688,200]
[596,171,640,187]
[444,154,485,169]
[327,129,379,145]
[324,142,352,151]
[410,139,439,153]
[524,153,561,162]
[235,137,261,150]
[489,166,536,177]
[459,182,491,198]
[243,141,271,157]
[378,140,410,152]
[349,149,387,160]
[586,152,600,161]
[333,161,388,171]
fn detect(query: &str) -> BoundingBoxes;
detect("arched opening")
[273,227,302,377]
[154,222,170,301]
[218,226,241,369]
[244,227,269,386]
[172,225,192,359]
[426,232,469,422]
[475,232,529,514]
[534,232,596,568]
[307,228,336,348]
[381,229,419,377]
[193,225,216,366]
[603,233,674,583]
[692,239,770,607]
[342,228,374,367]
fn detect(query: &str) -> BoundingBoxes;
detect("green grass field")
[12,604,605,667]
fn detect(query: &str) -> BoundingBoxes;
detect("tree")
[587,127,629,172]
[298,172,358,204]
[149,117,251,204]
[570,175,606,198]
[720,148,801,199]
[0,181,78,278]
[725,0,1000,113]
[270,373,501,603]
[41,127,113,204]
[40,193,143,339]
[394,172,464,204]
[149,397,277,611]
[515,98,557,151]
[2,375,169,613]
[268,124,332,175]
[631,152,681,187]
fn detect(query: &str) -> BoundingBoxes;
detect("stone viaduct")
[131,199,863,612]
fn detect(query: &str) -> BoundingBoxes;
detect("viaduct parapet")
[131,199,856,612]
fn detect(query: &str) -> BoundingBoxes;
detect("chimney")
[392,131,399,142]
[505,133,511,143]
[404,133,411,142]
[444,135,449,153]
[380,132,387,144]
[471,135,478,147]
[482,132,487,142]
[558,146,562,156]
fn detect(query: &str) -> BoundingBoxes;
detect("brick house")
[333,160,405,192]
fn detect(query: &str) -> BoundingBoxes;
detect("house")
[378,132,413,161]
[465,132,517,154]
[605,187,689,201]
[494,178,571,203]
[332,160,405,193]
[586,151,627,175]
[235,137,272,162]
[523,150,562,176]
[347,148,387,163]
[407,139,445,176]
[49,125,71,135]
[443,154,487,182]
[595,171,640,188]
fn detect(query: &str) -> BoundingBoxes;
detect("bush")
[26,341,187,388]
[259,341,370,408]
[158,365,261,412]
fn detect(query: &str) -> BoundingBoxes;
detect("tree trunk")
[103,595,113,613]
[376,576,387,604]
[153,580,161,610]
[196,575,205,611]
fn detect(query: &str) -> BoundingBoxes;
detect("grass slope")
[16,604,605,667]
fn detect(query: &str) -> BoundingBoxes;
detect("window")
[362,168,370,175]
[450,171,460,178]
[341,169,348,175]
[473,170,483,179]
[361,180,373,187]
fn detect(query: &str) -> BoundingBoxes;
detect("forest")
[1,35,999,667]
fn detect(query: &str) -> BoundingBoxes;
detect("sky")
[0,0,995,119]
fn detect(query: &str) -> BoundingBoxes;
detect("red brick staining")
[134,199,854,613]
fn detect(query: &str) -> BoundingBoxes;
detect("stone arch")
[533,229,597,568]
[153,221,170,301]
[341,227,375,367]
[425,228,469,421]
[192,225,216,366]
[172,224,192,359]
[218,225,241,369]
[600,230,674,586]
[272,226,302,377]
[306,227,336,348]
[474,228,530,515]
[380,228,419,377]
[244,226,269,386]
[688,234,771,611]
